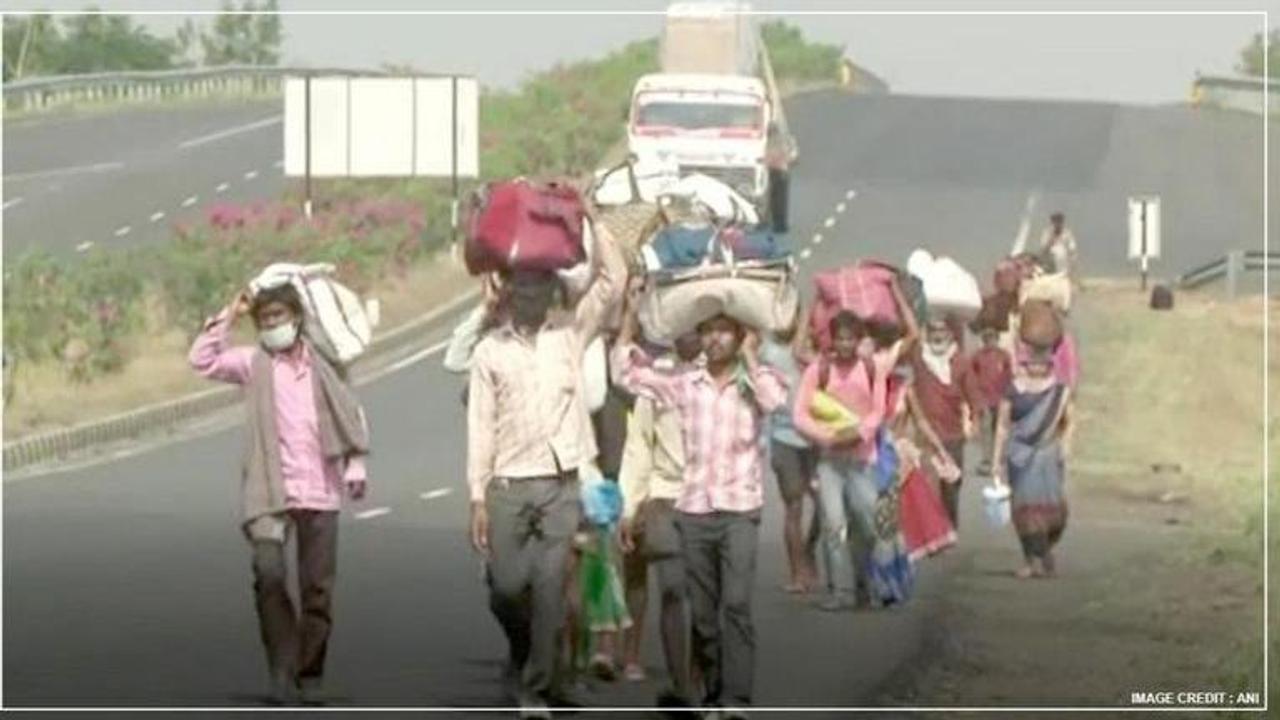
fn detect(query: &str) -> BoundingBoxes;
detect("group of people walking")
[188,207,1080,717]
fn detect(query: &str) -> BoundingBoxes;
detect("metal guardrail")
[2,65,408,113]
[1178,250,1277,298]
[1192,73,1278,116]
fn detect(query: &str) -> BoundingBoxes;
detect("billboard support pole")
[1139,201,1148,291]
[450,75,460,255]
[304,73,313,219]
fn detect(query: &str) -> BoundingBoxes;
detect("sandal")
[588,654,617,682]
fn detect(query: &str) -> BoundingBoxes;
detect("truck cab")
[627,72,772,213]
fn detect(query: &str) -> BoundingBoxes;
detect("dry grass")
[1072,283,1277,529]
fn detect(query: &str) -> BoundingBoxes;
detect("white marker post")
[1127,195,1161,290]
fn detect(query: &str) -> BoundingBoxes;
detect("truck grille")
[679,165,759,197]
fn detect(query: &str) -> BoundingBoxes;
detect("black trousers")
[250,509,339,688]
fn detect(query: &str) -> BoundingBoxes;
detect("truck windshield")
[634,101,762,132]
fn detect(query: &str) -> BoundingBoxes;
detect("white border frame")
[0,6,1269,715]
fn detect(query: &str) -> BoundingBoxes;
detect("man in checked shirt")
[611,283,788,719]
[466,219,627,719]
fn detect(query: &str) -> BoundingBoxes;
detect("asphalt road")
[2,90,1268,712]
[2,101,285,258]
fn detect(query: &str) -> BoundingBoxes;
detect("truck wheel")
[768,168,790,233]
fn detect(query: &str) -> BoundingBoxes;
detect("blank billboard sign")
[284,75,479,179]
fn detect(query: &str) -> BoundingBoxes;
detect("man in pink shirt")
[612,287,787,717]
[190,284,369,706]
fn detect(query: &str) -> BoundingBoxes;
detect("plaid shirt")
[612,343,787,515]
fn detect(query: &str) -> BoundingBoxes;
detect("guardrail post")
[1225,249,1243,300]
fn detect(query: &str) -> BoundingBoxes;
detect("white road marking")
[181,195,198,208]
[354,507,392,520]
[836,202,847,213]
[149,211,165,223]
[812,233,824,245]
[75,241,94,252]
[4,160,123,182]
[823,216,836,229]
[383,339,451,374]
[178,115,282,149]
[845,189,857,200]
[2,197,24,211]
[1011,189,1041,255]
[420,488,454,501]
[113,225,131,237]
[800,248,812,260]
[215,182,230,194]
[243,170,259,180]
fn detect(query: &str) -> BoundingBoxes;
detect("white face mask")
[259,322,299,352]
[927,338,955,356]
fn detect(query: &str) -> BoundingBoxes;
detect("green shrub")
[761,20,843,85]
[5,27,845,384]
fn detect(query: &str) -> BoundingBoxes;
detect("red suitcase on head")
[463,179,587,276]
[810,263,900,350]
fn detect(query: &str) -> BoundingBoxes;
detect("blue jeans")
[816,455,878,598]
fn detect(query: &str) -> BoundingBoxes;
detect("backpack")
[250,262,374,367]
[1150,284,1174,311]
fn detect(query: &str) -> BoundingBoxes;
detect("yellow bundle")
[809,391,861,434]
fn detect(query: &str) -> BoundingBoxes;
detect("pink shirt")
[612,343,788,515]
[792,357,888,462]
[189,310,366,511]
[1054,333,1080,388]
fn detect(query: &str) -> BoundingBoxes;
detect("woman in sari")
[992,341,1075,578]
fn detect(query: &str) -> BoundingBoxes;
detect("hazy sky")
[3,1,1271,104]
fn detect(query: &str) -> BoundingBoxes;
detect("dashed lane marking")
[812,233,823,245]
[215,182,230,194]
[181,195,198,208]
[76,241,94,252]
[355,507,392,520]
[3,197,24,211]
[113,225,131,237]
[149,211,165,223]
[420,488,454,501]
[823,216,836,229]
[800,248,812,260]
[244,170,259,180]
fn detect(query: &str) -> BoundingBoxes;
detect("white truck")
[626,2,793,230]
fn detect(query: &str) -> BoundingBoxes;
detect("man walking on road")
[466,219,627,719]
[618,330,702,705]
[612,292,788,718]
[1039,211,1080,288]
[189,283,370,706]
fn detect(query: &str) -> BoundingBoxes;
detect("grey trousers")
[484,474,581,703]
[675,510,761,708]
[250,509,339,688]
[624,499,692,699]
